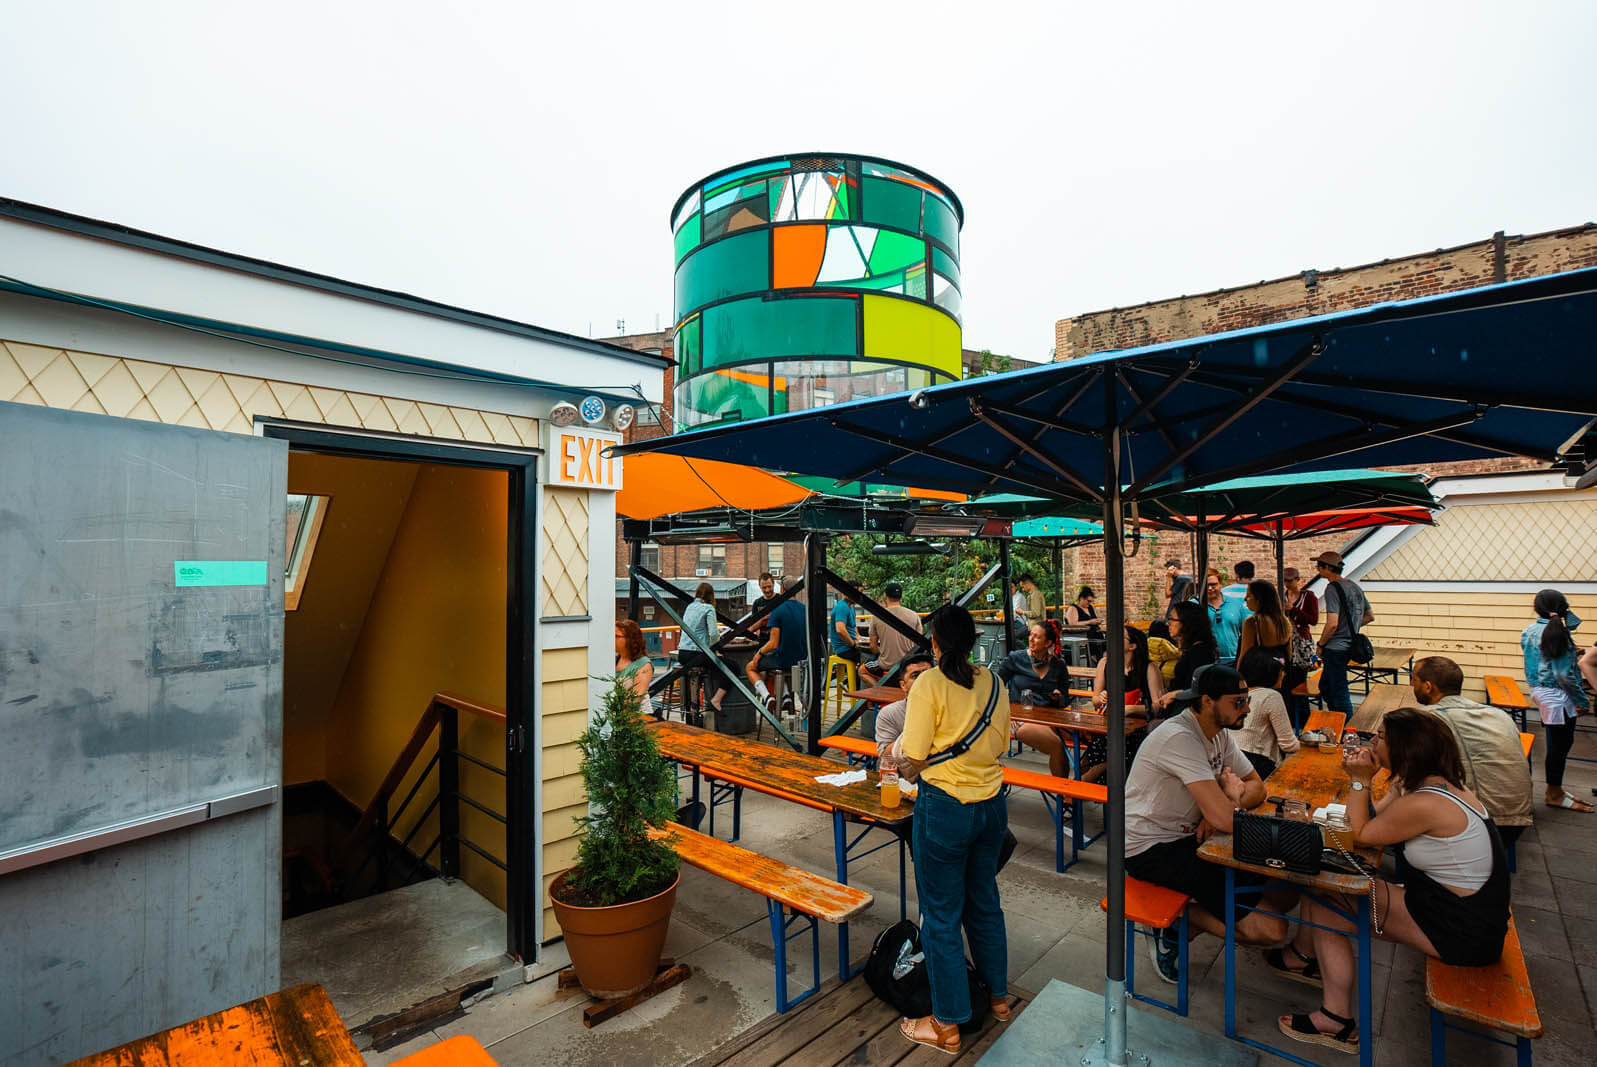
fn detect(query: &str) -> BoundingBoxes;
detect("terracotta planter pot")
[549,868,678,999]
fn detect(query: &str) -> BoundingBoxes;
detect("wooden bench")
[1426,915,1541,1065]
[650,822,872,1013]
[1290,668,1324,717]
[393,1035,499,1065]
[1348,645,1415,692]
[67,983,362,1066]
[817,737,1110,873]
[1102,878,1191,1016]
[1303,709,1346,737]
[1485,674,1535,732]
[1520,732,1535,763]
[1002,765,1110,873]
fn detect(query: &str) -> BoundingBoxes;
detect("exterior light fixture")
[872,540,951,556]
[549,401,580,426]
[579,396,607,425]
[903,514,987,538]
[611,404,636,432]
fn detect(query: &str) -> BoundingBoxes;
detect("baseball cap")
[1167,663,1248,705]
[1312,550,1344,570]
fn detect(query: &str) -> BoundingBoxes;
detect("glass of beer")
[1324,811,1355,852]
[879,758,902,808]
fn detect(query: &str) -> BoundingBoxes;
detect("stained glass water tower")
[670,153,964,429]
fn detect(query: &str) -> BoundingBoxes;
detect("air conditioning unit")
[695,568,710,577]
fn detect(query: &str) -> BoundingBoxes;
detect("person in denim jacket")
[1521,588,1591,812]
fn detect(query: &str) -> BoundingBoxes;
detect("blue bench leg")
[768,899,821,1013]
[1176,909,1188,1016]
[1124,919,1136,1001]
[1430,1007,1445,1066]
[1518,1035,1532,1067]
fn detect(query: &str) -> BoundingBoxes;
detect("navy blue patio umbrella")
[615,267,1597,1063]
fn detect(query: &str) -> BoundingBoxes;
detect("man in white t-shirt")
[1124,664,1306,981]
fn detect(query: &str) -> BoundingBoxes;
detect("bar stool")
[825,654,859,722]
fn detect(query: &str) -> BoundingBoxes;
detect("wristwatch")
[1349,780,1367,792]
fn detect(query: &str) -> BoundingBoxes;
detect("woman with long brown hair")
[1235,579,1291,672]
[1276,708,1509,1054]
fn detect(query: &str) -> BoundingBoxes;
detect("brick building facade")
[1054,222,1597,619]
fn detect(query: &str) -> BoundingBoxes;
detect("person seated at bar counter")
[1124,664,1306,984]
[995,623,1071,706]
[1277,708,1510,1055]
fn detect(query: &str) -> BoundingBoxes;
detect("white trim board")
[1360,581,1597,595]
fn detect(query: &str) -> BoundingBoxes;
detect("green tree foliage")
[829,534,1063,614]
[566,675,681,907]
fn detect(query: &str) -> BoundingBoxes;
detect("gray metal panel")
[0,400,285,1064]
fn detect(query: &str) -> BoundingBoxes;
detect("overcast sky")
[3,2,1592,366]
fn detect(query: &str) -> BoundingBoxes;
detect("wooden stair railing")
[339,692,508,885]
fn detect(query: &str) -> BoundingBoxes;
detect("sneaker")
[1148,926,1180,986]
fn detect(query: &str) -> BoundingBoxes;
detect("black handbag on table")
[1232,811,1323,875]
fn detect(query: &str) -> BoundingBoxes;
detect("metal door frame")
[260,419,541,962]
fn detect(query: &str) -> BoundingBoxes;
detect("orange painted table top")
[846,686,905,704]
[652,721,912,824]
[65,983,362,1067]
[650,824,873,922]
[1198,746,1391,891]
[1303,710,1347,736]
[1520,733,1535,759]
[392,1036,499,1066]
[1009,704,1147,735]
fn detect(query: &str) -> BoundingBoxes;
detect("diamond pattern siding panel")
[1364,499,1597,582]
[541,489,590,618]
[0,338,540,448]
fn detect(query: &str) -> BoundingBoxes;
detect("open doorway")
[264,423,538,1029]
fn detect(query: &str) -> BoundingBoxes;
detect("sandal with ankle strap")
[991,995,1015,1022]
[1278,1006,1358,1054]
[1264,944,1322,986]
[899,1015,960,1055]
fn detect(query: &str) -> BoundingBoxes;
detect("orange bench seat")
[393,1036,499,1066]
[1425,915,1540,1064]
[1101,877,1191,1016]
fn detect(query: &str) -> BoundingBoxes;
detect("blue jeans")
[1319,647,1352,713]
[912,781,1008,1024]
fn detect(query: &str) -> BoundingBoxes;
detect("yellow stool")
[825,654,859,722]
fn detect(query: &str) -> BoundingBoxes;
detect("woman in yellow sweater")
[894,604,1013,1054]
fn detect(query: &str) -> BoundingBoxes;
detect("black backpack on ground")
[862,919,990,1034]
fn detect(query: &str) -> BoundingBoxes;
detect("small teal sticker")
[174,560,269,587]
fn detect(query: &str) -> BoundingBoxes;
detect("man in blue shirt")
[746,576,809,712]
[1223,561,1254,605]
[830,592,861,664]
[1204,570,1248,663]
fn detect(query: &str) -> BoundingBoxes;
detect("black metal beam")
[970,399,1103,503]
[1129,338,1328,496]
[828,418,1092,500]
[804,534,829,756]
[1000,539,1016,656]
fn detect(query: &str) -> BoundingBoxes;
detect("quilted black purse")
[1232,811,1323,875]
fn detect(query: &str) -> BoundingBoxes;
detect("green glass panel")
[673,212,701,263]
[674,230,770,318]
[861,176,921,234]
[931,245,960,288]
[701,295,859,369]
[683,367,770,425]
[676,315,701,376]
[833,178,852,220]
[923,195,959,255]
[867,229,926,274]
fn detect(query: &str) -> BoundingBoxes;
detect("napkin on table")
[814,769,869,787]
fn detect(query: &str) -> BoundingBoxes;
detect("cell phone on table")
[1266,795,1286,813]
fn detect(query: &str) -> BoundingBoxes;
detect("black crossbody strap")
[925,672,1003,766]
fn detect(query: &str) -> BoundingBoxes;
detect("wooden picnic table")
[846,685,905,704]
[1348,645,1416,691]
[1199,747,1391,1067]
[649,721,908,980]
[1303,709,1347,736]
[1009,703,1148,733]
[66,983,362,1066]
[1347,682,1422,732]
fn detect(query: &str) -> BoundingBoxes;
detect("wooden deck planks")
[692,976,1033,1066]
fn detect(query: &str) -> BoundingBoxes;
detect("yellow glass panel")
[861,296,961,380]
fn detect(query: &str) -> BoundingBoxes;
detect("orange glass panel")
[772,224,826,288]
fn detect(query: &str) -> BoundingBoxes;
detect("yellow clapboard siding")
[543,801,588,842]
[541,710,590,748]
[543,771,586,810]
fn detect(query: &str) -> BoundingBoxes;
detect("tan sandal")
[900,1015,960,1054]
[991,995,1015,1022]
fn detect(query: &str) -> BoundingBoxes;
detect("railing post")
[376,802,389,891]
[439,703,461,879]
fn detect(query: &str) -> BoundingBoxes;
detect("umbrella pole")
[1053,538,1065,625]
[804,533,827,756]
[1102,380,1129,1067]
[1000,538,1016,655]
[1275,519,1286,592]
[627,539,642,621]
[1195,499,1208,593]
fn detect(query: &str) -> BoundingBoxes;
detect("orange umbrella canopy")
[617,454,812,520]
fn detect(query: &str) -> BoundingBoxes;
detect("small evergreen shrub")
[560,674,681,907]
